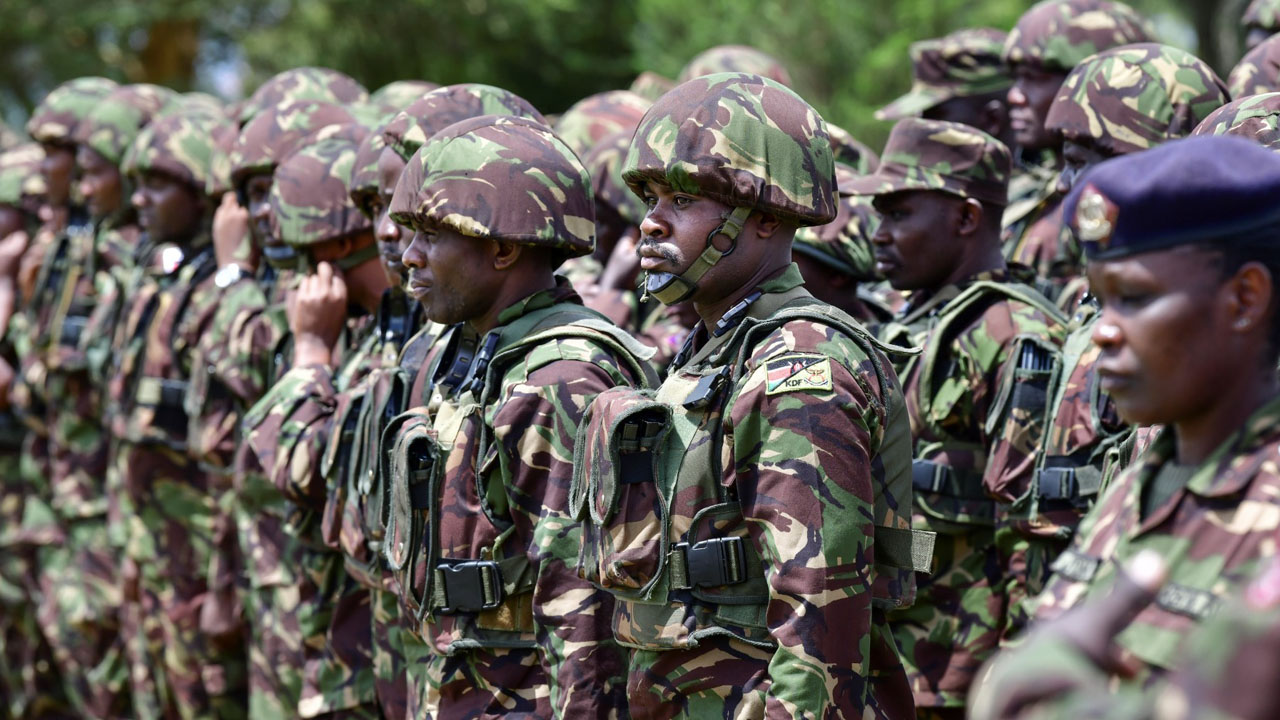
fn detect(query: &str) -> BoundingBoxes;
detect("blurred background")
[0,0,1251,148]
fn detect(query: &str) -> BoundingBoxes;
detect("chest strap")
[430,554,535,614]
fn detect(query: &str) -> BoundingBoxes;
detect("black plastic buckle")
[911,459,946,494]
[1036,466,1077,501]
[685,537,746,588]
[58,314,88,347]
[683,367,729,410]
[438,560,503,613]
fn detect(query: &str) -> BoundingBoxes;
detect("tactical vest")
[571,287,934,652]
[883,281,1065,533]
[383,302,658,654]
[1013,310,1133,528]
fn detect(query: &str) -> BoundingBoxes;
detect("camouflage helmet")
[678,45,792,87]
[26,77,119,145]
[827,122,879,175]
[0,120,23,151]
[1244,0,1280,33]
[583,129,647,227]
[237,66,368,126]
[845,118,1011,207]
[122,108,233,197]
[369,80,441,113]
[389,115,595,259]
[1192,92,1280,152]
[623,72,837,227]
[877,28,1013,121]
[0,143,47,213]
[1229,34,1280,99]
[793,164,879,281]
[1003,0,1152,74]
[181,92,226,116]
[73,84,180,167]
[382,83,546,163]
[629,71,677,103]
[230,100,360,189]
[1046,43,1229,157]
[270,133,373,256]
[349,120,392,212]
[553,90,652,160]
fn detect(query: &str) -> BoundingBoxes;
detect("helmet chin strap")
[643,205,752,305]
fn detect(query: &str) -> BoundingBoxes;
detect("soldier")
[877,28,1014,148]
[378,114,651,717]
[0,142,68,720]
[1228,33,1280,99]
[33,82,178,719]
[111,106,246,719]
[628,70,676,103]
[1244,0,1280,52]
[985,134,1280,711]
[1000,0,1150,270]
[793,163,895,325]
[192,97,364,719]
[1194,91,1280,149]
[678,44,792,85]
[848,117,1067,717]
[992,44,1228,635]
[570,72,929,719]
[242,133,385,719]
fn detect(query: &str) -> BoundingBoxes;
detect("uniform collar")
[492,275,582,327]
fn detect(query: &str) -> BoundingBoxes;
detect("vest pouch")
[382,408,441,631]
[912,456,996,533]
[984,336,1061,504]
[320,386,366,556]
[679,503,772,640]
[571,387,674,600]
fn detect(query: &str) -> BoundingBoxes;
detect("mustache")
[636,236,679,263]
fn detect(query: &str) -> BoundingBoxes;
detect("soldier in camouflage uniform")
[553,89,651,162]
[677,45,792,86]
[379,114,649,718]
[571,72,930,719]
[877,29,1014,148]
[110,106,246,719]
[847,117,1067,717]
[236,66,369,127]
[0,142,69,720]
[1228,33,1280,99]
[1002,134,1280,708]
[974,554,1280,720]
[1244,0,1280,52]
[1193,91,1280,149]
[32,82,178,719]
[628,70,676,103]
[1034,43,1227,309]
[793,163,895,326]
[242,132,388,719]
[1000,0,1150,275]
[189,98,366,720]
[368,80,440,115]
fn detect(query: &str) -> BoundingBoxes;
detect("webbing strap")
[874,526,936,574]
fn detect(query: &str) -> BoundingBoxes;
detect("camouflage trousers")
[994,529,1070,644]
[296,544,377,719]
[887,527,1006,709]
[411,646,549,719]
[35,517,130,718]
[370,584,408,720]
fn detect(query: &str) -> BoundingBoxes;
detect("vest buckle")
[436,560,504,613]
[679,537,747,588]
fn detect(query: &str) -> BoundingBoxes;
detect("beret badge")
[1076,183,1118,251]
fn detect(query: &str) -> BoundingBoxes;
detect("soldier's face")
[40,141,76,208]
[1008,65,1067,152]
[402,222,502,325]
[76,145,123,220]
[132,170,203,243]
[1087,247,1246,427]
[871,190,964,291]
[637,181,756,303]
[374,147,409,287]
[1057,139,1113,194]
[243,173,274,246]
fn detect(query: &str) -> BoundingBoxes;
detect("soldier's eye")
[674,196,694,208]
[643,195,657,208]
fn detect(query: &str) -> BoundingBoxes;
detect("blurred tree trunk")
[1183,0,1249,74]
[137,18,199,90]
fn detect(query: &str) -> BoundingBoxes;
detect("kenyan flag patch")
[764,354,834,396]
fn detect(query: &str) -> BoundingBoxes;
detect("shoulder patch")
[765,354,834,396]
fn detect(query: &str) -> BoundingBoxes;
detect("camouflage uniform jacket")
[1001,153,1059,261]
[1026,393,1280,676]
[387,280,642,718]
[879,265,1066,708]
[578,265,919,719]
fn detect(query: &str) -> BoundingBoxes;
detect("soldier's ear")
[981,99,1008,139]
[753,211,784,240]
[956,198,984,236]
[492,239,522,271]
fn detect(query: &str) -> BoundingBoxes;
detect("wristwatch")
[214,263,246,289]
